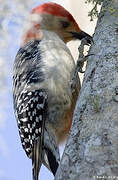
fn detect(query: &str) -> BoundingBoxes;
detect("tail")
[44,147,59,176]
[31,91,60,179]
[32,141,59,180]
[32,139,42,180]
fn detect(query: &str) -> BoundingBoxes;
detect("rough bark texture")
[55,0,118,179]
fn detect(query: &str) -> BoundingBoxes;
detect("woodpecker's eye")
[61,21,69,28]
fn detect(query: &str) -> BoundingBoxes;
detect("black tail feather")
[45,148,59,176]
[32,139,42,180]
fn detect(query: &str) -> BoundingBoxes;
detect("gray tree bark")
[55,0,118,179]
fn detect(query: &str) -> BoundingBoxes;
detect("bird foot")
[76,38,94,73]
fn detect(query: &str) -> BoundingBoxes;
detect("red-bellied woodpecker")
[13,2,92,180]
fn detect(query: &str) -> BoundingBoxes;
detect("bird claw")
[77,54,94,73]
[84,36,94,46]
[85,53,94,58]
[78,68,85,73]
[74,37,94,74]
[81,36,93,46]
[77,61,85,73]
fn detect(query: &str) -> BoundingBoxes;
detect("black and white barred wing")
[13,40,47,179]
[16,90,47,157]
[18,90,48,180]
[13,40,46,157]
[13,40,59,179]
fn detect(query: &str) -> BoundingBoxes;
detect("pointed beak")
[70,31,93,44]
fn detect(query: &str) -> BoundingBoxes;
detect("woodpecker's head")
[22,2,92,45]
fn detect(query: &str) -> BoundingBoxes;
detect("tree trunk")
[55,0,118,179]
